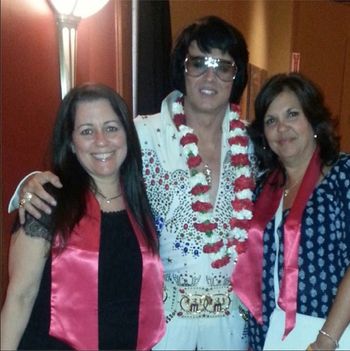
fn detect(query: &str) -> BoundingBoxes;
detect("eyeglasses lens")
[185,56,237,82]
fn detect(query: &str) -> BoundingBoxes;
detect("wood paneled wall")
[292,0,350,152]
[1,0,131,304]
[170,0,350,151]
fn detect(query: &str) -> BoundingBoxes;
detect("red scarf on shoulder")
[232,148,321,338]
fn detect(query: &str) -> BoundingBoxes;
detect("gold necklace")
[284,178,302,197]
[95,190,122,204]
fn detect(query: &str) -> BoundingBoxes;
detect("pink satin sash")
[125,204,165,350]
[50,192,100,350]
[49,192,165,350]
[232,148,321,338]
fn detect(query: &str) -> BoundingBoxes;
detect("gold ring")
[19,191,33,208]
[19,198,26,208]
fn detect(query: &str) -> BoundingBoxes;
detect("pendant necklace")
[203,164,212,186]
[96,190,122,204]
[284,178,302,197]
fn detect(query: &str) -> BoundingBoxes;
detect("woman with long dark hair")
[1,83,165,350]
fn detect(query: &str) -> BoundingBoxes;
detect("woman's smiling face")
[71,98,127,183]
[264,89,316,166]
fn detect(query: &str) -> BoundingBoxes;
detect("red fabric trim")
[50,192,100,350]
[232,148,321,338]
[125,204,165,350]
[232,170,282,324]
[49,192,165,350]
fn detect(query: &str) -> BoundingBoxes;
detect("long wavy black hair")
[249,73,340,183]
[170,16,249,104]
[49,83,158,252]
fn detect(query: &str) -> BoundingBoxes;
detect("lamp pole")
[55,14,81,99]
[132,0,138,116]
[48,0,110,99]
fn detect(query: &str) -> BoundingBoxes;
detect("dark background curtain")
[136,0,172,115]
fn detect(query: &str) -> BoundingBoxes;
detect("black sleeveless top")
[17,210,143,350]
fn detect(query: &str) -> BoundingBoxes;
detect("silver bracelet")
[319,329,339,348]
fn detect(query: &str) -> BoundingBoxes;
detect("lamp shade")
[49,0,110,18]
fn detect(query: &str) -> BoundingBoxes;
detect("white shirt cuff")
[8,171,41,212]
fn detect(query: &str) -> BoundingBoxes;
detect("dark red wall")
[1,0,119,303]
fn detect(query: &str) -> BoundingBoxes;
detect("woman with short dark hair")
[233,73,349,350]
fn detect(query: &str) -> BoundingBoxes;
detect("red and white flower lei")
[173,96,254,268]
